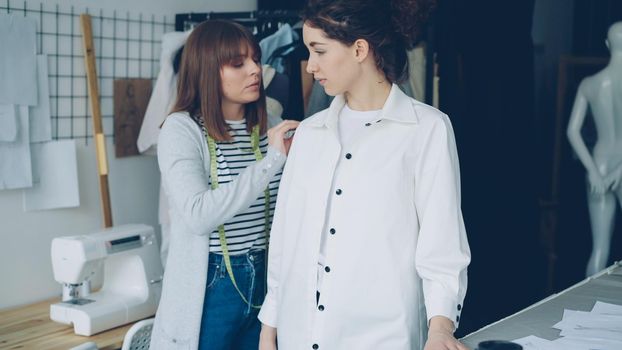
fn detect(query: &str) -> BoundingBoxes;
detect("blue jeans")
[198,250,266,350]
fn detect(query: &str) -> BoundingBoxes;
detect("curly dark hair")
[301,0,436,83]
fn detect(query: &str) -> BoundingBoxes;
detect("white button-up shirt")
[259,85,471,349]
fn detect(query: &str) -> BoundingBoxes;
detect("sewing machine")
[50,224,163,336]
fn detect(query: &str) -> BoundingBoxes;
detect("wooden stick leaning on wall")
[80,14,113,228]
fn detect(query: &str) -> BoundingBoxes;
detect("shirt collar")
[306,84,420,128]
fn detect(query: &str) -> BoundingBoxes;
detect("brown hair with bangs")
[171,19,267,141]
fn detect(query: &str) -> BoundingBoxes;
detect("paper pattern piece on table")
[591,301,622,315]
[513,301,622,350]
[23,140,79,211]
[512,335,554,350]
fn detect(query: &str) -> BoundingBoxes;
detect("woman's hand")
[604,164,622,191]
[588,169,608,195]
[424,329,469,350]
[258,324,277,350]
[267,120,300,156]
[424,316,470,350]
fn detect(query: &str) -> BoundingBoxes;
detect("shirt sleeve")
[414,113,471,329]
[258,124,301,327]
[157,114,286,236]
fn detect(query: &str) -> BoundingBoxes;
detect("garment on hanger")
[408,43,427,103]
[259,23,299,73]
[278,38,308,120]
[305,80,333,118]
[136,30,189,267]
[264,65,289,118]
[137,30,191,156]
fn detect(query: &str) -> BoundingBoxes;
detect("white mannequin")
[567,21,622,277]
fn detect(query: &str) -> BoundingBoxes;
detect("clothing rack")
[173,9,307,120]
[175,10,300,32]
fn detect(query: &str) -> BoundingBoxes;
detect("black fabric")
[278,30,308,121]
[434,0,546,336]
[265,72,290,112]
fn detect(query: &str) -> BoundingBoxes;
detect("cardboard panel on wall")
[113,79,152,158]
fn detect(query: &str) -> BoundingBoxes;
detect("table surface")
[0,297,139,350]
[3,264,622,350]
[461,262,622,349]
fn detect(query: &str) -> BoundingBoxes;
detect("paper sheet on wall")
[29,55,52,143]
[0,14,38,106]
[0,108,32,189]
[23,140,79,211]
[0,104,17,142]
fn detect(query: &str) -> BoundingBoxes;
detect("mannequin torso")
[567,22,622,276]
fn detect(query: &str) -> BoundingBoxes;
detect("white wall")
[0,140,160,309]
[0,0,257,310]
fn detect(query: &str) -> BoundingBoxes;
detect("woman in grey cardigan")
[150,20,298,350]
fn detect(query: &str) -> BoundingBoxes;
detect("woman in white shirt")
[150,20,298,350]
[258,1,471,349]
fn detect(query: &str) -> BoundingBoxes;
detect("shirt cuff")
[258,292,278,327]
[260,146,286,176]
[425,294,463,330]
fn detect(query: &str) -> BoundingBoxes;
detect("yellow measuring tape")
[206,125,271,309]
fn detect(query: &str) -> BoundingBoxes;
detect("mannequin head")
[606,21,622,53]
[301,0,436,92]
[172,20,267,141]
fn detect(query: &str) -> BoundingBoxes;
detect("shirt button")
[336,189,342,195]
[318,305,325,311]
[312,344,319,349]
[456,315,460,322]
[457,304,462,311]
[330,228,336,235]
[365,122,371,126]
[324,266,331,273]
[345,153,352,159]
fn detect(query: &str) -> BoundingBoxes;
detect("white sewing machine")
[50,224,163,336]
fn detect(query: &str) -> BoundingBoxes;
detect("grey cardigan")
[150,112,286,349]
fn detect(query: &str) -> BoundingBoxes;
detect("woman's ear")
[353,39,370,62]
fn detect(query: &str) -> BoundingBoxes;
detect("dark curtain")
[435,0,547,336]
